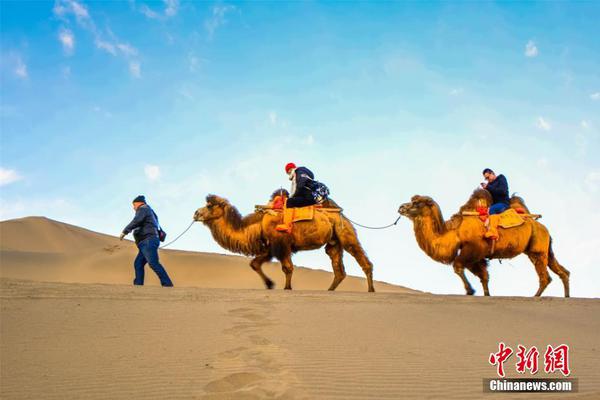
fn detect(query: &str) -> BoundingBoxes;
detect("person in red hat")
[276,163,317,232]
[284,162,316,208]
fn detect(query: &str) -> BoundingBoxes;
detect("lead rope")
[341,214,401,230]
[160,220,196,249]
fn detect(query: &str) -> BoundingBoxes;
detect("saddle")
[497,208,525,229]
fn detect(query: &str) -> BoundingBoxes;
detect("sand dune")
[0,217,413,292]
[1,217,599,399]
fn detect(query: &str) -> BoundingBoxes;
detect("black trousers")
[287,194,316,208]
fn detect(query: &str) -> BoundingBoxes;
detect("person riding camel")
[276,162,317,232]
[481,168,510,240]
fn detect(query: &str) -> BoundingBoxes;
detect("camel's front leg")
[250,253,275,290]
[280,256,294,290]
[453,261,475,295]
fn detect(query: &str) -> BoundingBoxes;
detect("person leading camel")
[120,195,173,287]
[276,163,317,232]
[481,168,510,240]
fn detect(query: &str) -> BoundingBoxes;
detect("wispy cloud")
[139,0,179,20]
[268,111,278,126]
[591,92,600,101]
[129,61,141,78]
[188,53,200,72]
[53,0,140,76]
[581,120,590,129]
[14,56,28,79]
[204,4,236,40]
[525,40,538,57]
[58,27,75,54]
[145,165,161,181]
[584,171,600,192]
[449,88,464,96]
[0,168,22,186]
[164,0,179,17]
[535,116,551,131]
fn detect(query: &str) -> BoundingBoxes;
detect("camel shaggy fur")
[398,190,570,297]
[194,195,375,291]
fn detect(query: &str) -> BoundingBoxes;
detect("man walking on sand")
[120,195,173,287]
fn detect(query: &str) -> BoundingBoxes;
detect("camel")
[398,190,570,297]
[193,194,375,291]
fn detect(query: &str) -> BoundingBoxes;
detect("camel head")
[194,195,229,223]
[398,195,438,220]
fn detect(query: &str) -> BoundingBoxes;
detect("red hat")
[285,162,297,173]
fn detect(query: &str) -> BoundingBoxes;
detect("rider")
[481,168,510,240]
[276,162,317,232]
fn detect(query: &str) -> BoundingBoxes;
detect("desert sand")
[1,217,599,399]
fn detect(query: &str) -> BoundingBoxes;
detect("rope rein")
[157,207,401,249]
[160,220,196,248]
[341,214,401,230]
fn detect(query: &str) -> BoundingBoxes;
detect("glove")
[119,232,126,241]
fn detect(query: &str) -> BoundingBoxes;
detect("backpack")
[152,210,167,243]
[310,181,330,204]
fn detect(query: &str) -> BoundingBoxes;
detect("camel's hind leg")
[527,252,551,297]
[548,242,570,297]
[250,253,275,290]
[325,242,346,291]
[335,220,374,292]
[467,259,490,296]
[280,256,294,290]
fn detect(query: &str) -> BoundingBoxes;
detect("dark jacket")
[292,166,315,198]
[123,204,159,244]
[486,174,510,205]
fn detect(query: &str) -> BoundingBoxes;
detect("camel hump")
[459,189,492,212]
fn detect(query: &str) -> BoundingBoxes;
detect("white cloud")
[525,40,538,57]
[58,28,75,54]
[268,111,278,126]
[54,0,139,75]
[585,171,600,192]
[0,168,22,186]
[449,88,463,96]
[95,39,116,55]
[205,4,236,39]
[590,92,600,101]
[144,165,160,181]
[164,0,179,17]
[580,120,590,129]
[13,56,27,79]
[139,0,179,20]
[535,116,551,131]
[188,53,200,72]
[129,61,141,78]
[139,5,161,19]
[116,43,138,57]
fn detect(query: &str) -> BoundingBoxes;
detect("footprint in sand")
[102,244,121,254]
[204,372,264,393]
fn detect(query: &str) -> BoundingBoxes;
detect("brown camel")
[398,190,570,297]
[193,194,375,291]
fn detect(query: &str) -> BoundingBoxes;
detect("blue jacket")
[486,174,510,205]
[292,166,315,198]
[123,204,159,244]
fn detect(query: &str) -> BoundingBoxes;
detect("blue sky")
[1,1,599,297]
